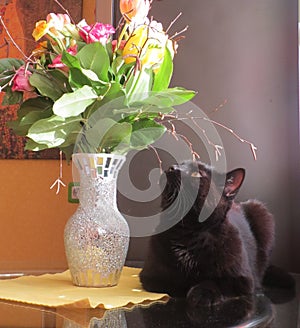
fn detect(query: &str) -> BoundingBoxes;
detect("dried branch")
[148,144,163,173]
[0,16,30,61]
[169,25,189,40]
[190,116,224,161]
[166,12,182,33]
[158,108,258,161]
[53,0,76,25]
[200,116,258,160]
[209,99,228,114]
[164,120,200,160]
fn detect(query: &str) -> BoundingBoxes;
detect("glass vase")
[64,153,130,287]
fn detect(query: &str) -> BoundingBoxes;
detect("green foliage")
[3,40,196,157]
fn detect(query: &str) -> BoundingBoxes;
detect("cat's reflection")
[61,294,274,328]
[126,294,274,328]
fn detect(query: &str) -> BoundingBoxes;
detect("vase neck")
[72,153,125,208]
[79,175,117,208]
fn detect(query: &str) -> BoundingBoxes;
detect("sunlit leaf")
[77,43,110,81]
[152,47,173,92]
[27,115,82,148]
[53,85,98,118]
[130,119,166,149]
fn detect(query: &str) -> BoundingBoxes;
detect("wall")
[0,160,76,272]
[0,0,84,273]
[147,0,300,272]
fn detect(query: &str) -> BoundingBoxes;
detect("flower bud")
[120,0,150,23]
[12,66,34,92]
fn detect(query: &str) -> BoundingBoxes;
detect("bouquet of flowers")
[0,0,195,160]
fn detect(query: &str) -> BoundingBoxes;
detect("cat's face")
[160,160,245,224]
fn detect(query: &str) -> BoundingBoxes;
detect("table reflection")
[0,291,285,328]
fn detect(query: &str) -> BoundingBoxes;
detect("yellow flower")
[32,13,79,53]
[123,21,169,69]
[32,20,50,41]
[120,0,150,23]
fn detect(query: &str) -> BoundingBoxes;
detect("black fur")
[140,160,283,307]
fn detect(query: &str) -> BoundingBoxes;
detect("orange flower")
[120,0,150,23]
[31,41,48,58]
[32,20,50,41]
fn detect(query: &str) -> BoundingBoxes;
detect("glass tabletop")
[0,270,298,327]
[0,293,278,328]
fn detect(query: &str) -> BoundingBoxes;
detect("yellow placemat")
[0,267,169,309]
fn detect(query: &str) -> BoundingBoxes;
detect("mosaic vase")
[64,153,130,287]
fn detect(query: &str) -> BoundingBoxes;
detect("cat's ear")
[224,168,245,199]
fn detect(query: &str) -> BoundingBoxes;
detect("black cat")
[140,160,291,307]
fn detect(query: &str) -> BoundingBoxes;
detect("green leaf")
[29,71,64,101]
[111,56,125,76]
[25,139,51,151]
[53,85,98,118]
[61,51,81,69]
[2,87,23,105]
[79,118,132,153]
[68,67,92,89]
[101,81,124,103]
[100,121,132,153]
[81,69,101,82]
[130,119,166,149]
[59,144,75,162]
[47,69,72,93]
[152,47,173,92]
[7,97,53,136]
[27,115,83,148]
[141,88,196,108]
[77,43,110,81]
[125,68,153,104]
[0,58,23,72]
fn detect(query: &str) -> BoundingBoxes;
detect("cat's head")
[160,160,245,224]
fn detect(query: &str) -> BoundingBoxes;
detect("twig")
[53,0,76,25]
[166,12,182,33]
[148,144,163,174]
[0,16,29,61]
[169,25,189,40]
[201,117,257,160]
[162,112,258,161]
[190,116,224,161]
[210,99,228,114]
[165,120,200,160]
[50,150,66,194]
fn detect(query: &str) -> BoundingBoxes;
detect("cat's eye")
[191,171,201,178]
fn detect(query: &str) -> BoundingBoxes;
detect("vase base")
[71,268,122,287]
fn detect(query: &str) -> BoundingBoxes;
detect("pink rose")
[48,45,78,69]
[79,21,115,44]
[12,66,34,92]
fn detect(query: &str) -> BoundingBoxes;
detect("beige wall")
[0,160,76,272]
[149,0,299,272]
